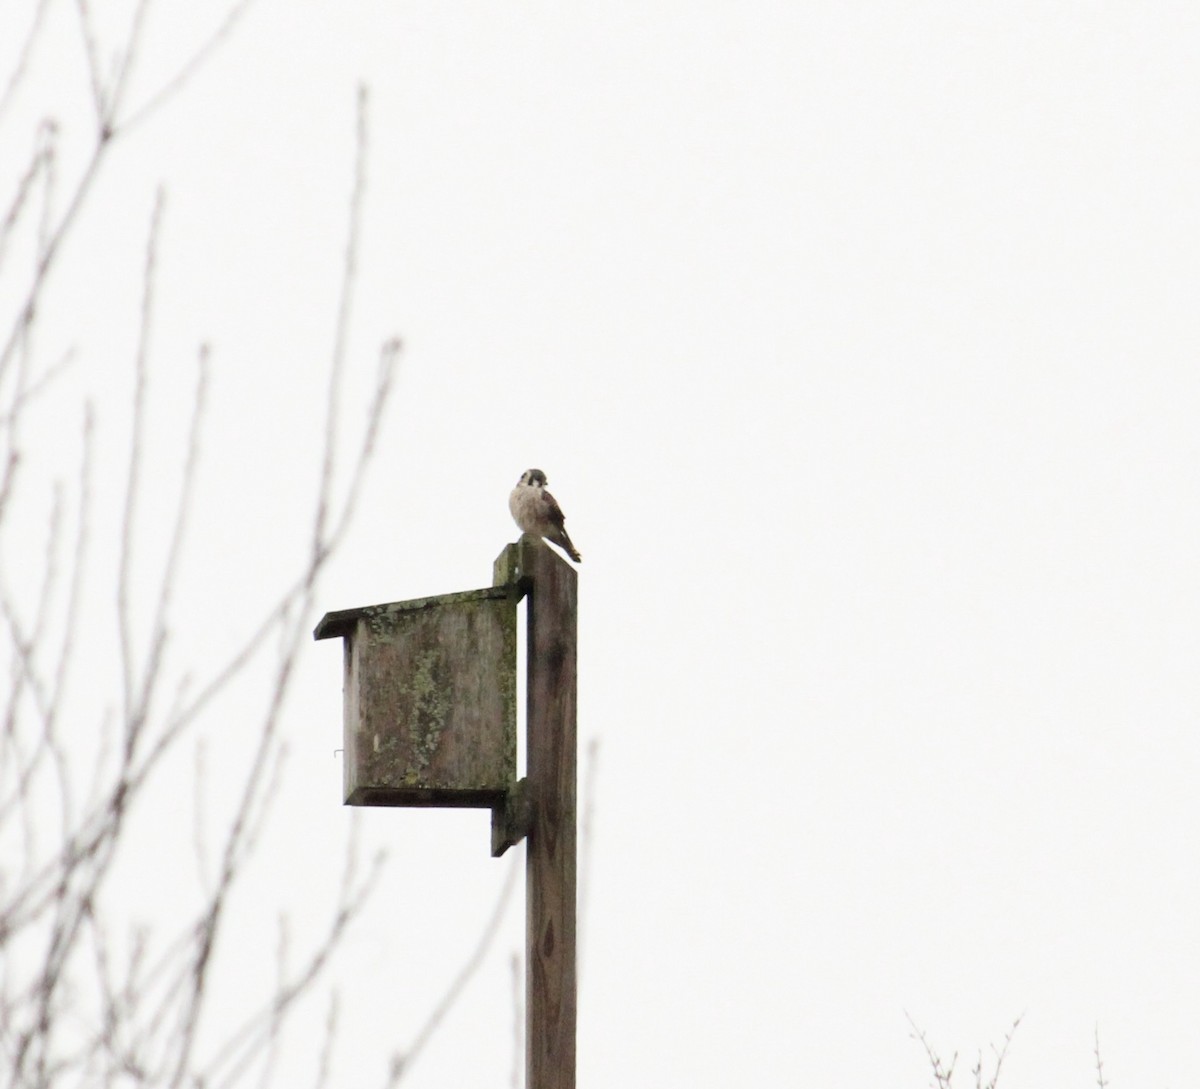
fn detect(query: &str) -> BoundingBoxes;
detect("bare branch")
[191,739,211,895]
[981,1015,1021,1089]
[72,0,109,128]
[105,0,154,133]
[1093,1024,1108,1089]
[509,952,522,1089]
[202,835,386,1089]
[314,85,369,560]
[138,344,208,721]
[118,0,262,134]
[311,993,339,1089]
[0,137,109,386]
[254,915,290,1089]
[0,0,53,123]
[0,120,56,270]
[906,1012,957,1089]
[386,857,521,1085]
[117,190,164,737]
[0,31,401,1089]
[0,348,77,431]
[322,336,400,556]
[0,464,71,834]
[578,737,599,983]
[906,1013,1022,1089]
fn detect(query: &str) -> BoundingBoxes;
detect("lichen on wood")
[318,586,517,807]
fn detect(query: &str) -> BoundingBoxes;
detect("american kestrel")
[509,469,582,562]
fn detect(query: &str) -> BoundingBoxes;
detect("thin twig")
[906,1011,957,1089]
[509,952,522,1089]
[255,915,290,1089]
[0,347,78,431]
[323,337,400,554]
[578,736,599,985]
[386,857,521,1085]
[72,0,109,128]
[1093,1024,1108,1089]
[0,0,54,123]
[314,85,369,560]
[311,992,339,1089]
[118,0,262,133]
[135,344,208,725]
[0,135,110,386]
[105,0,154,133]
[191,739,211,894]
[203,839,386,1089]
[0,121,57,269]
[117,190,164,733]
[982,1014,1022,1089]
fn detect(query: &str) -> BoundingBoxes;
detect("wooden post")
[520,536,577,1089]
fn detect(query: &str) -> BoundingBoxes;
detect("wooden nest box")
[313,585,518,808]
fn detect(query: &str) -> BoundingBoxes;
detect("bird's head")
[519,469,548,487]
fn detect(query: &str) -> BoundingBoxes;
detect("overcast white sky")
[4,1,1199,1085]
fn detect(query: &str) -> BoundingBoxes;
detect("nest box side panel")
[343,636,359,802]
[343,595,516,806]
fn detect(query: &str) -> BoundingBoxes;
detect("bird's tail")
[557,531,582,563]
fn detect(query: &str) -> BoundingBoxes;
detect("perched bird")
[509,469,582,562]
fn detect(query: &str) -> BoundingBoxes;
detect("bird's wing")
[541,489,568,530]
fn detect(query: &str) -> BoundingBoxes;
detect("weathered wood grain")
[521,535,577,1089]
